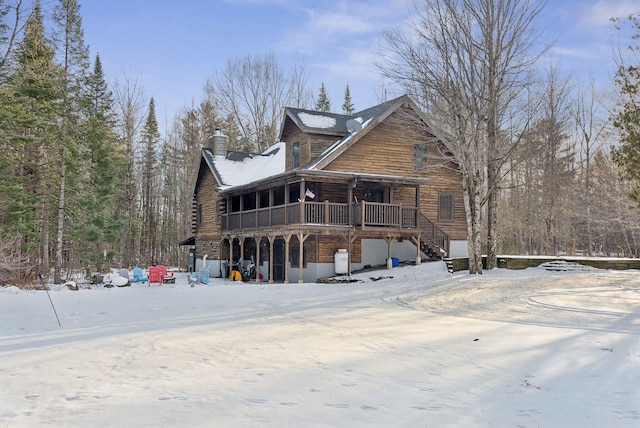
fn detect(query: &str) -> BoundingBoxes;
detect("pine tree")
[140,97,160,265]
[315,82,331,112]
[52,0,90,282]
[75,54,124,272]
[612,15,640,207]
[8,0,63,273]
[342,84,354,115]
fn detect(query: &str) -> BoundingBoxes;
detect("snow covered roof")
[281,96,404,137]
[199,95,436,192]
[202,142,286,190]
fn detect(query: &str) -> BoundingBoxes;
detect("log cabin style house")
[184,95,468,283]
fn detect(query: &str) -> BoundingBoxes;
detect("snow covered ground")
[1,262,639,427]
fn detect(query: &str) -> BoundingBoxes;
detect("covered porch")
[220,170,426,233]
[212,170,449,283]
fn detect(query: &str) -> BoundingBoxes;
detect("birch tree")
[380,0,547,272]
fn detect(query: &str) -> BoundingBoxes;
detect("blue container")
[387,257,400,267]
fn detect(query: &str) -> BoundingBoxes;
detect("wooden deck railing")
[222,201,419,232]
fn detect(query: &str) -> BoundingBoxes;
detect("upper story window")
[439,193,453,221]
[413,143,429,172]
[292,141,300,169]
[197,203,203,226]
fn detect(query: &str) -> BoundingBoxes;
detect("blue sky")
[77,0,640,127]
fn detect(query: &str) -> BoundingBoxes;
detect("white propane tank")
[334,249,348,275]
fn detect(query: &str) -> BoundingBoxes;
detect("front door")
[273,239,285,282]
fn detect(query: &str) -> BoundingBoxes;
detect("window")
[292,141,300,168]
[439,193,453,221]
[290,246,306,268]
[197,203,203,226]
[413,143,429,171]
[367,189,385,203]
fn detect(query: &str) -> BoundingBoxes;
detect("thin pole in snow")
[39,273,61,327]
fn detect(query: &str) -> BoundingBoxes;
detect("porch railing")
[223,200,419,232]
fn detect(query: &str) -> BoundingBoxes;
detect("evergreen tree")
[7,0,63,272]
[75,54,124,272]
[342,83,354,115]
[140,97,160,265]
[51,0,90,282]
[612,15,640,207]
[315,82,331,112]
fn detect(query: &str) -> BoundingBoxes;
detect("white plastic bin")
[334,249,348,275]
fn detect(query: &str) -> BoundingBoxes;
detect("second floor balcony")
[222,200,420,232]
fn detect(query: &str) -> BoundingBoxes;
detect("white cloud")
[579,0,640,27]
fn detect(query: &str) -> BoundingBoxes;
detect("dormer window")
[292,141,300,168]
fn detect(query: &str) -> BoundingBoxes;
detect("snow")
[214,142,286,188]
[1,263,640,427]
[298,112,337,129]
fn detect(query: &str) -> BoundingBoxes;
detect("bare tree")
[0,0,27,69]
[210,53,312,153]
[380,0,547,273]
[574,77,611,255]
[113,70,147,264]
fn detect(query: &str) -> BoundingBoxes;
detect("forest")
[1,0,640,284]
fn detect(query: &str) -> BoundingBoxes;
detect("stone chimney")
[209,128,227,156]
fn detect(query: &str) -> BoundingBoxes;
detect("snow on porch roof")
[203,142,286,190]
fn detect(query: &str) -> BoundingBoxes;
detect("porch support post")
[348,230,352,276]
[299,179,305,223]
[219,237,225,278]
[228,237,235,279]
[348,179,354,226]
[283,234,292,284]
[296,232,310,283]
[284,183,289,224]
[415,185,420,228]
[268,234,276,284]
[255,191,259,227]
[411,234,422,266]
[238,236,245,267]
[269,188,273,227]
[254,235,262,283]
[239,194,244,230]
[385,236,394,269]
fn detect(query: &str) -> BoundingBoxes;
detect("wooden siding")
[289,235,318,265]
[318,235,361,264]
[323,106,467,241]
[194,165,224,260]
[283,117,346,171]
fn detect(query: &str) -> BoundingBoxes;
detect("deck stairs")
[417,212,449,261]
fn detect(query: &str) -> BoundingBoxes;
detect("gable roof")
[280,95,404,139]
[303,95,422,170]
[202,142,286,190]
[197,94,446,192]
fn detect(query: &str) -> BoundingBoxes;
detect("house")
[183,95,468,283]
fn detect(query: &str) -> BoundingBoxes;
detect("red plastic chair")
[148,266,162,286]
[158,265,175,283]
